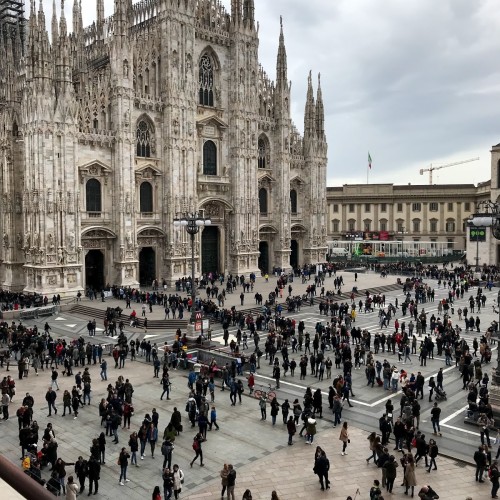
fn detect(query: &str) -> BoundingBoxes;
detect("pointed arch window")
[203,140,217,175]
[290,189,298,214]
[86,179,102,213]
[136,119,154,157]
[258,139,268,169]
[140,181,153,213]
[199,53,214,106]
[259,188,268,215]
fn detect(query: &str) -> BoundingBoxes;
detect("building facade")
[0,0,327,294]
[327,183,478,250]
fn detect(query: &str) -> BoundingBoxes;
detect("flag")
[368,152,372,169]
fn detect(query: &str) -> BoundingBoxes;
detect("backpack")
[192,439,199,451]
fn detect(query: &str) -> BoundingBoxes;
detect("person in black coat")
[87,456,101,495]
[474,445,487,482]
[314,450,330,491]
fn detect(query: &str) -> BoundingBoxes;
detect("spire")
[51,0,58,40]
[231,0,241,26]
[114,0,129,37]
[276,16,287,91]
[315,73,325,138]
[243,0,254,27]
[38,0,46,32]
[304,70,316,139]
[72,0,81,34]
[97,0,104,39]
[59,0,67,37]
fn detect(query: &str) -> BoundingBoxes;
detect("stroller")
[434,387,447,401]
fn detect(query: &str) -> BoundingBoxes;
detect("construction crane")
[419,157,479,185]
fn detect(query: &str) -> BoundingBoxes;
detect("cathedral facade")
[0,0,327,294]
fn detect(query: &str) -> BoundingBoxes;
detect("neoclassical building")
[0,0,327,294]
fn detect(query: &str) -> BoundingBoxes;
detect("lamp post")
[173,212,212,327]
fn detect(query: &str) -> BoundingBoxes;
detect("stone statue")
[24,231,30,249]
[126,231,132,249]
[57,248,64,265]
[68,230,75,251]
[3,232,8,248]
[16,232,22,250]
[33,232,39,247]
[47,233,55,252]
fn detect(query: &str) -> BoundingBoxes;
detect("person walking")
[339,421,349,455]
[118,447,131,485]
[430,402,442,437]
[226,464,236,500]
[313,449,330,491]
[286,416,296,445]
[270,397,280,426]
[259,394,267,420]
[148,422,158,459]
[383,455,398,493]
[190,432,204,467]
[51,368,60,391]
[306,416,317,444]
[45,387,57,417]
[220,463,229,499]
[74,456,88,494]
[427,439,438,472]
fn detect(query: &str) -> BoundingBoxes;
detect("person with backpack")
[369,479,382,499]
[190,432,204,467]
[161,438,174,470]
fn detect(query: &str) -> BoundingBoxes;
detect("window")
[86,179,102,213]
[333,204,339,213]
[397,203,403,212]
[447,238,454,248]
[349,204,355,213]
[447,202,453,211]
[332,220,339,233]
[464,202,471,211]
[365,203,371,212]
[290,190,298,214]
[413,219,420,232]
[136,120,153,157]
[199,53,214,106]
[259,188,268,214]
[380,203,387,212]
[140,182,153,213]
[430,220,438,232]
[446,220,456,232]
[380,220,387,231]
[203,140,217,175]
[429,202,438,212]
[348,219,355,232]
[397,221,404,232]
[412,203,421,212]
[258,139,268,169]
[364,220,371,231]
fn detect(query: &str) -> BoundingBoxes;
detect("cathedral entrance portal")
[202,226,219,274]
[139,247,156,286]
[290,240,299,269]
[258,241,269,273]
[85,250,104,291]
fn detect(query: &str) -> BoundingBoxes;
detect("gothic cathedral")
[0,0,327,294]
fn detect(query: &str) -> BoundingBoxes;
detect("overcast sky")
[51,0,500,187]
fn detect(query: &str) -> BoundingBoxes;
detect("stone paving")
[0,268,491,499]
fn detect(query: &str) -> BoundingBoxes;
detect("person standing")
[66,475,78,500]
[270,397,280,426]
[306,416,317,444]
[74,456,88,494]
[490,460,500,498]
[118,447,131,485]
[87,456,101,495]
[474,445,487,482]
[172,464,184,500]
[190,432,204,467]
[51,368,60,391]
[259,394,267,420]
[226,464,236,500]
[162,468,173,500]
[314,450,330,491]
[404,454,417,497]
[220,464,229,499]
[45,387,57,417]
[339,421,349,455]
[431,402,442,437]
[1,390,10,420]
[287,416,296,445]
[148,422,158,459]
[209,405,220,431]
[383,455,398,494]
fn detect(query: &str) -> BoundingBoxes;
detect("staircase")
[69,304,188,331]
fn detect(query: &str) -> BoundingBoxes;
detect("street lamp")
[468,201,500,272]
[173,212,212,326]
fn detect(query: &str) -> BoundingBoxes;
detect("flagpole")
[367,164,369,184]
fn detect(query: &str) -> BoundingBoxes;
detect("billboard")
[469,227,486,242]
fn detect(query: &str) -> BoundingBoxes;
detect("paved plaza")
[0,268,496,499]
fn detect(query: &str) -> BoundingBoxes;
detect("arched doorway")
[139,247,156,286]
[290,240,299,269]
[202,226,219,274]
[258,241,269,273]
[85,250,104,291]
